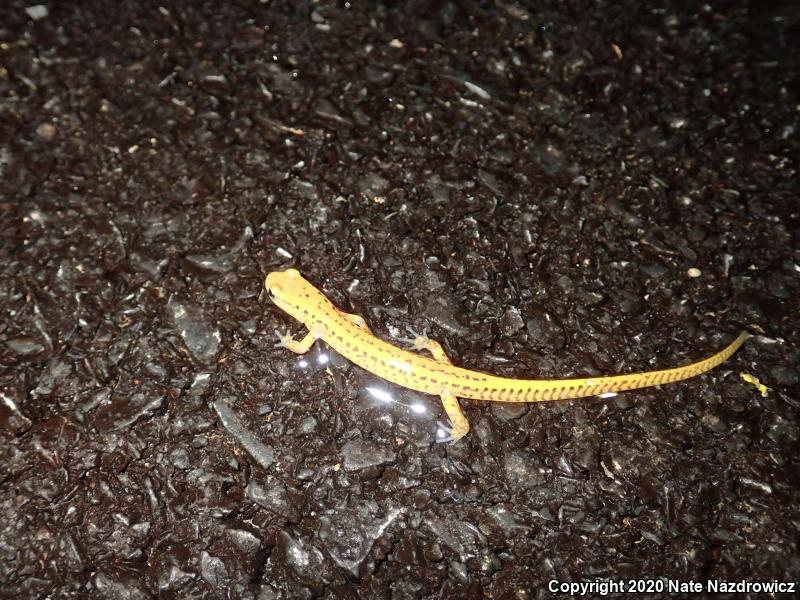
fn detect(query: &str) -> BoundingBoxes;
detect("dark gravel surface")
[1,1,798,598]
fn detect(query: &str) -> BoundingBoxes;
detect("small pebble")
[687,267,702,278]
[36,122,57,141]
[25,4,49,20]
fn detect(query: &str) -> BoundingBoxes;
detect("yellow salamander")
[265,268,748,441]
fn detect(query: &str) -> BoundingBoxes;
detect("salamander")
[265,268,747,441]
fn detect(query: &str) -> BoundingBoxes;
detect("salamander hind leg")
[416,338,452,365]
[402,330,468,442]
[436,390,470,443]
[342,312,372,333]
[404,329,452,365]
[275,330,317,354]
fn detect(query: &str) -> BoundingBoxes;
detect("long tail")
[476,331,749,403]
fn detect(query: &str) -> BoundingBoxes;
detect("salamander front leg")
[437,390,470,442]
[275,330,317,354]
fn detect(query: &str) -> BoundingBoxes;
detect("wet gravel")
[2,1,799,597]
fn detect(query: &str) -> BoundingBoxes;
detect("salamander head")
[265,268,315,321]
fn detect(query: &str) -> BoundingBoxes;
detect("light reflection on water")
[366,385,453,442]
[288,342,441,439]
[295,351,329,370]
[366,386,428,416]
[366,386,451,442]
